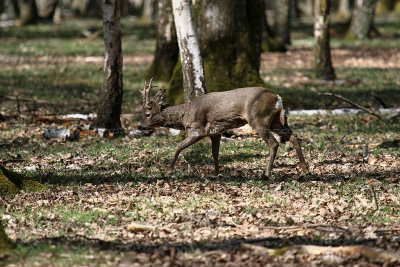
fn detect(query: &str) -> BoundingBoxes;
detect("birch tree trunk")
[274,0,292,45]
[94,0,123,130]
[347,0,377,39]
[171,0,206,103]
[145,0,179,81]
[314,0,336,80]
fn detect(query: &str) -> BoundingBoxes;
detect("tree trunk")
[314,0,335,80]
[35,0,57,19]
[140,0,157,22]
[18,0,38,25]
[338,0,351,18]
[0,221,14,252]
[128,0,143,16]
[262,1,287,52]
[274,0,292,45]
[347,0,377,39]
[376,0,395,13]
[168,0,264,104]
[171,0,206,103]
[0,0,5,14]
[71,0,102,17]
[301,0,314,17]
[145,0,179,82]
[94,0,123,130]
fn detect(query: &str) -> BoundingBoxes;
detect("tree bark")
[274,0,292,45]
[71,0,102,17]
[347,0,377,39]
[376,0,395,13]
[140,0,157,22]
[35,0,57,19]
[94,0,123,130]
[18,0,38,25]
[171,0,206,103]
[168,0,264,104]
[262,1,287,52]
[145,0,179,82]
[338,0,351,18]
[0,0,5,14]
[314,0,336,80]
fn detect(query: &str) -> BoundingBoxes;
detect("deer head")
[141,78,167,128]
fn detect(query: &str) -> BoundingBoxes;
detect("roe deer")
[141,79,309,178]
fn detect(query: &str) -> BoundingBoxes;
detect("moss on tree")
[167,0,265,104]
[0,165,46,196]
[0,221,14,252]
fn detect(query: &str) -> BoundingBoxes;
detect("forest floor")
[1,17,400,266]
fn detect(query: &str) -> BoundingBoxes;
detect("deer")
[141,79,309,178]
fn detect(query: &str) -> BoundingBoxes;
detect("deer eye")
[145,113,151,118]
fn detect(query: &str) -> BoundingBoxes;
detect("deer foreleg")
[255,128,279,178]
[290,133,309,174]
[210,135,221,174]
[170,132,203,171]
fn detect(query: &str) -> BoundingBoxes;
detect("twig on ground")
[241,243,400,262]
[83,29,103,42]
[318,91,386,122]
[371,92,388,108]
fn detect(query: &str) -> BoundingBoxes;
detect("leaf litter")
[0,112,399,266]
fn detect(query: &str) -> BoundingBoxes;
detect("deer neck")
[153,104,186,129]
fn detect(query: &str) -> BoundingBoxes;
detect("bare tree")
[347,0,378,40]
[145,0,179,82]
[17,0,38,25]
[314,0,335,80]
[274,0,292,45]
[338,0,352,18]
[140,0,157,22]
[171,0,206,103]
[94,0,123,130]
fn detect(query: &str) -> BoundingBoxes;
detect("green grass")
[1,15,400,266]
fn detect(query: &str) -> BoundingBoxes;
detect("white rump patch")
[275,95,283,110]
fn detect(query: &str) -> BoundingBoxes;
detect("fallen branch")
[241,243,400,263]
[318,91,386,122]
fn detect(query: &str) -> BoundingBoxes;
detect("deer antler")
[141,78,155,103]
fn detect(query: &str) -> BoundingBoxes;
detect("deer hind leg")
[210,135,221,174]
[170,131,203,171]
[254,126,279,178]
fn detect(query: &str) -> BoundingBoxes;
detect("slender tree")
[274,0,292,45]
[262,1,287,52]
[338,0,352,19]
[140,0,157,22]
[17,0,38,25]
[347,0,378,39]
[94,0,123,130]
[314,0,336,80]
[171,0,206,103]
[145,0,179,82]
